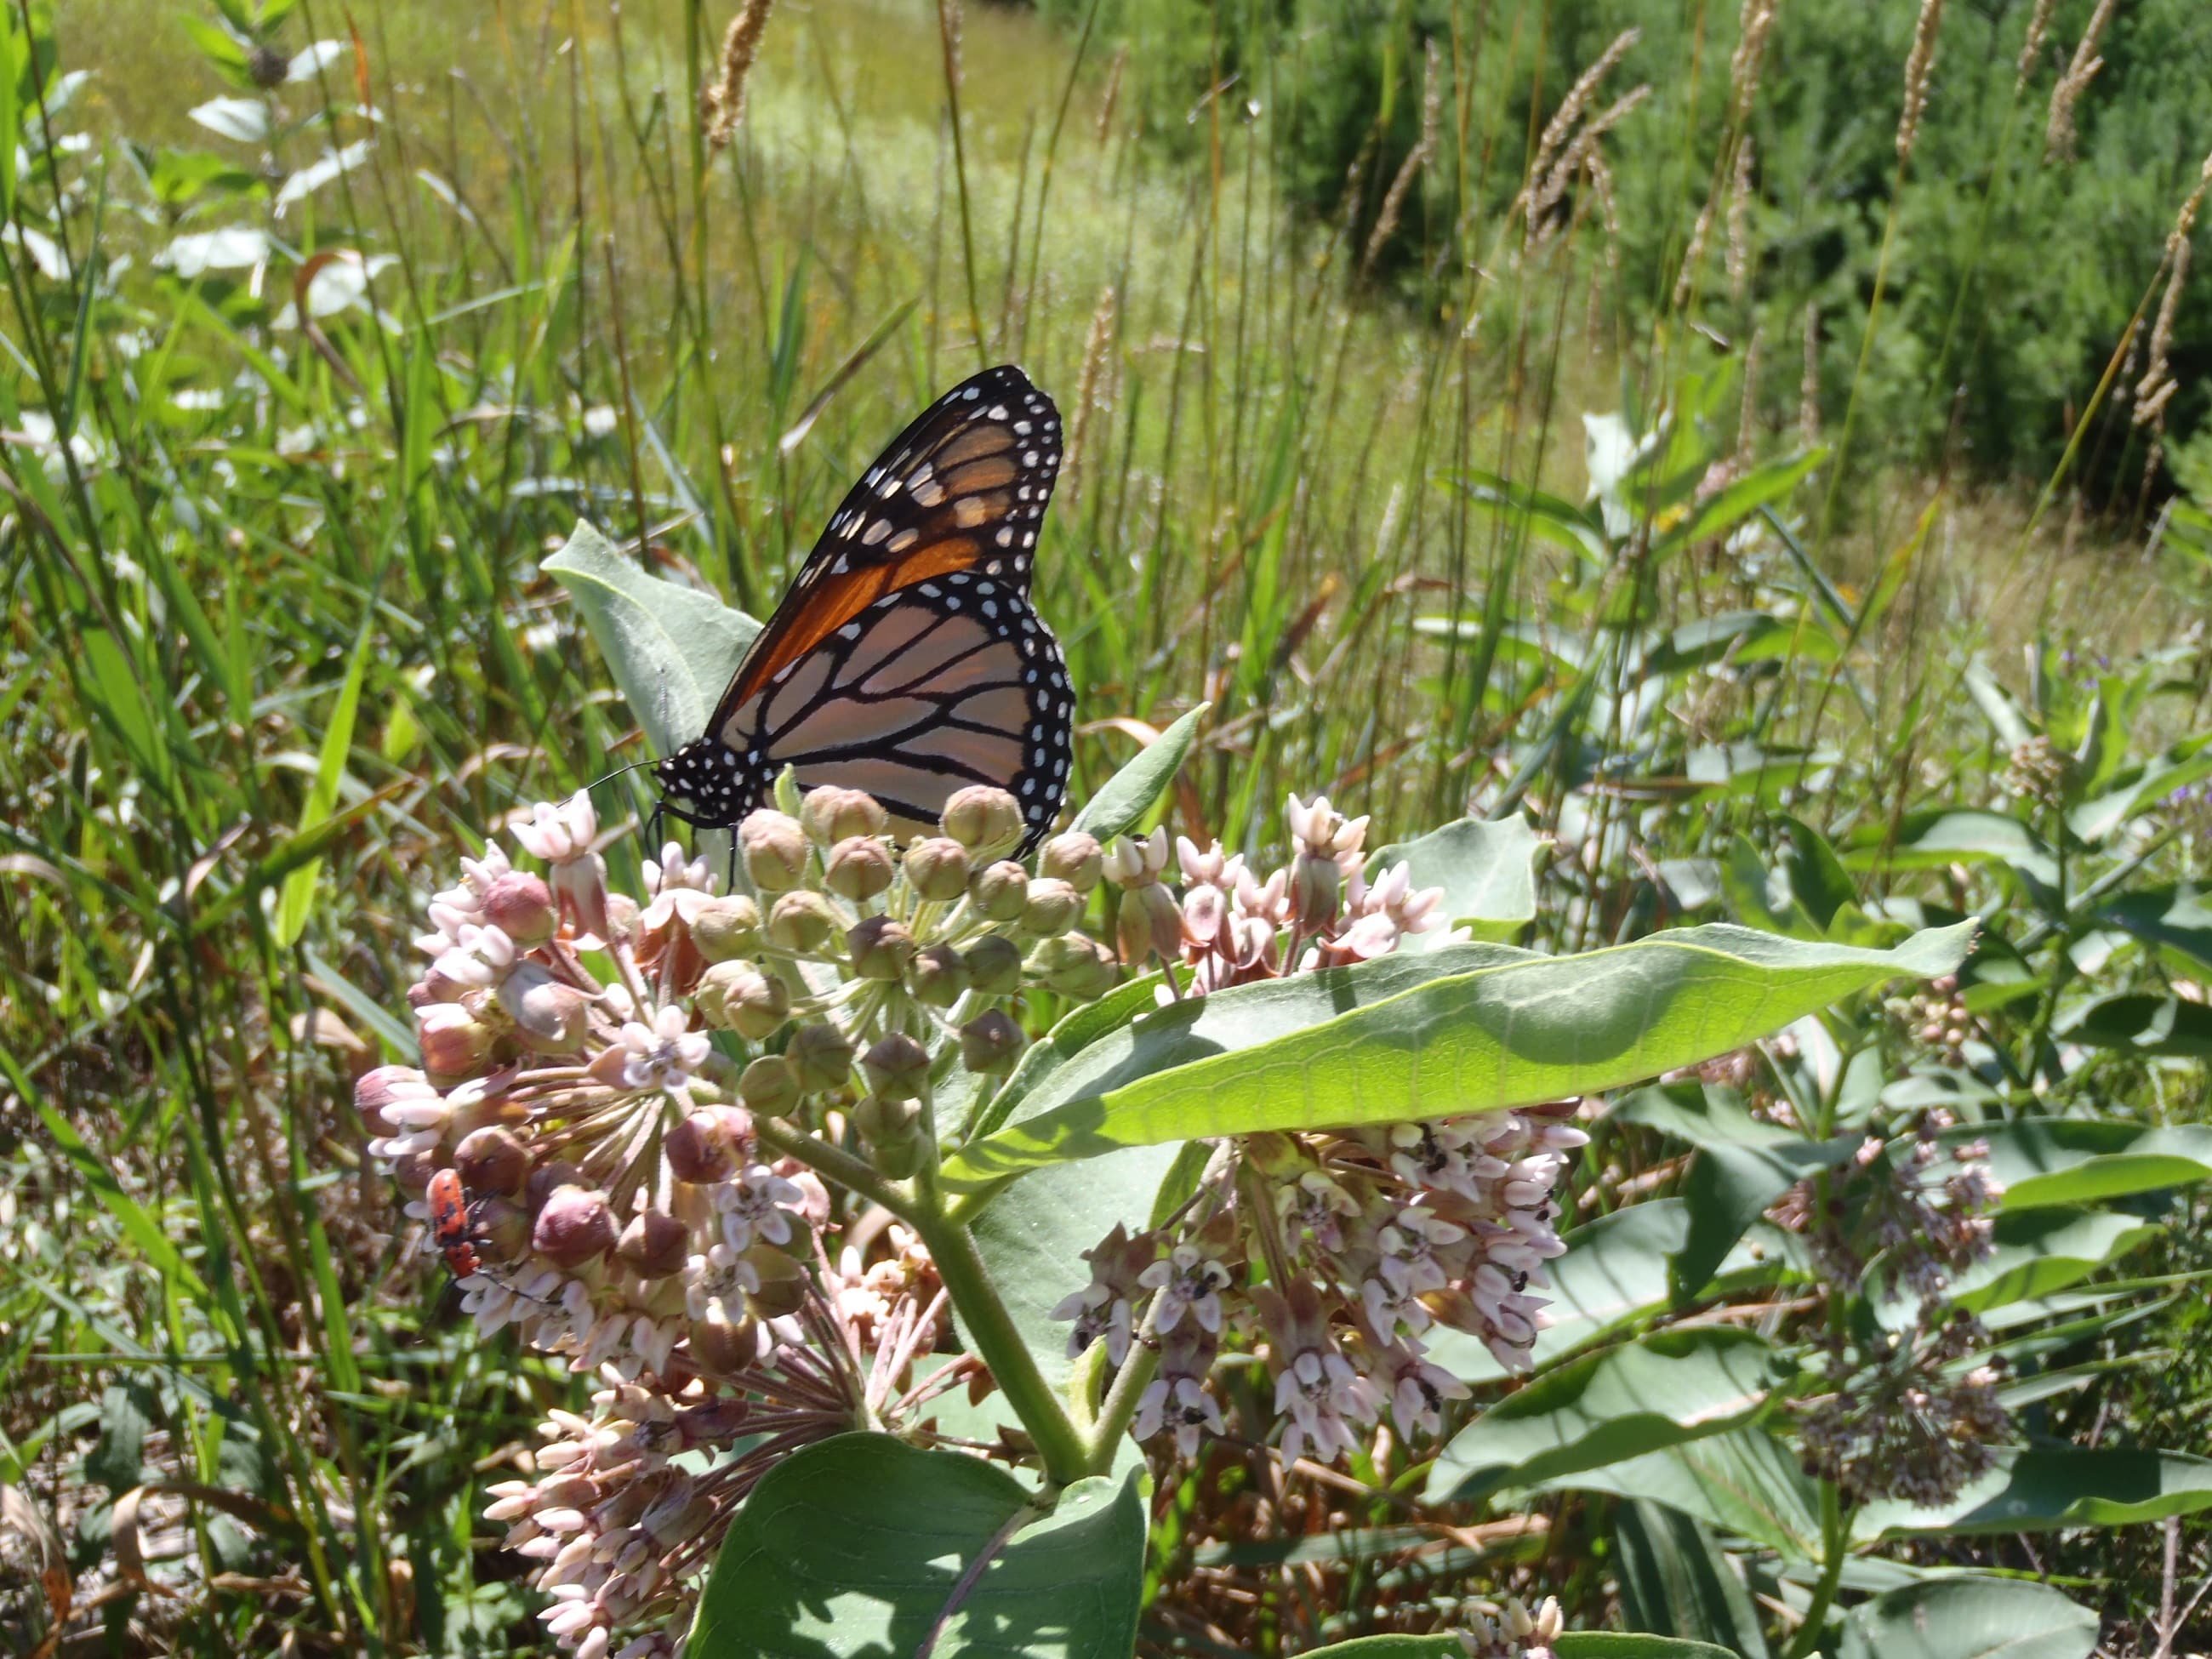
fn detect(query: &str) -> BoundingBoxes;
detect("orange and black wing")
[652,365,1071,846]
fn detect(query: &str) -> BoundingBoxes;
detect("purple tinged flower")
[710,1164,806,1253]
[1377,1341,1470,1437]
[514,792,601,864]
[682,1244,761,1323]
[1132,1375,1227,1459]
[1137,1240,1234,1335]
[617,1006,710,1096]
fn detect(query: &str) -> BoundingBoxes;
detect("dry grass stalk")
[1726,135,1756,304]
[2044,0,2117,162]
[1896,0,1946,165]
[2015,0,2058,90]
[1729,0,1779,121]
[1799,300,1822,446]
[701,0,775,151]
[938,0,964,92]
[1521,28,1641,248]
[1738,323,1764,464]
[1067,285,1118,498]
[1363,40,1444,275]
[1097,43,1127,141]
[2132,151,2212,493]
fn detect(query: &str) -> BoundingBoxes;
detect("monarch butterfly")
[651,365,1074,852]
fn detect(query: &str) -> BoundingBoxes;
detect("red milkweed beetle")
[426,1167,486,1280]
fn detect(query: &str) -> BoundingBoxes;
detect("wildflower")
[617,1006,711,1096]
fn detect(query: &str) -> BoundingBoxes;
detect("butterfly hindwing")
[652,366,1071,848]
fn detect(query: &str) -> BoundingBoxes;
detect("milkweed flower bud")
[689,893,762,961]
[533,1185,618,1268]
[971,860,1029,922]
[941,785,1024,858]
[696,961,789,1040]
[1117,881,1184,966]
[1020,876,1083,937]
[499,961,591,1052]
[901,836,972,902]
[959,1009,1025,1075]
[847,915,917,981]
[617,1210,691,1278]
[356,1064,435,1137]
[738,1054,801,1116]
[455,1125,530,1196]
[418,1001,494,1080]
[1040,830,1103,892]
[738,810,810,892]
[1029,934,1120,1000]
[767,889,835,952]
[482,870,557,946]
[852,1092,924,1177]
[801,785,888,847]
[742,1243,812,1317]
[906,941,970,1006]
[513,792,599,864]
[962,932,1024,996]
[824,835,896,901]
[862,1033,931,1101]
[788,1023,853,1092]
[666,1109,744,1183]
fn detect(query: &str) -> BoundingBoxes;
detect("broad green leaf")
[2096,883,2212,974]
[543,518,760,758]
[1427,1200,1691,1384]
[1068,703,1209,843]
[1951,1118,2212,1209]
[943,923,1971,1189]
[687,1434,1145,1659]
[1855,1447,2212,1540]
[1613,1500,1770,1659]
[2055,992,2212,1058]
[1643,610,1839,677]
[1296,1639,1463,1657]
[1523,1427,1822,1560]
[1962,664,2035,751]
[275,623,371,947]
[1923,1208,2162,1322]
[2067,734,2212,843]
[1612,1085,1856,1300]
[1556,1635,1743,1659]
[1366,814,1542,949]
[1429,1329,1778,1502]
[1841,809,2056,888]
[1449,470,1608,562]
[1838,1578,2095,1659]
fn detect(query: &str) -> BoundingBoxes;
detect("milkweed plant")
[349,524,1975,1658]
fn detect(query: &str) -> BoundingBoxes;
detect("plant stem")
[909,1207,1094,1490]
[750,1111,914,1221]
[1787,1474,1850,1659]
[1084,1332,1160,1476]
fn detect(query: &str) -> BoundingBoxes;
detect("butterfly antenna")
[584,755,658,795]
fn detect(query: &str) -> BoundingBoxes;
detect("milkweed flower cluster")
[357,780,1112,1651]
[1769,1107,2010,1507]
[1061,795,1589,1466]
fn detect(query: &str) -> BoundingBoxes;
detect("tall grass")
[3,0,2206,1651]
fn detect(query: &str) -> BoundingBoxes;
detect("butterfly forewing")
[652,365,1072,847]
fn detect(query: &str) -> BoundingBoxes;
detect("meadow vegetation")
[4,0,2212,1653]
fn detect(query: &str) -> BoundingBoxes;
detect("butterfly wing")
[653,365,1071,845]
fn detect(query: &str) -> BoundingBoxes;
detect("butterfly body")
[426,1167,484,1280]
[653,367,1074,848]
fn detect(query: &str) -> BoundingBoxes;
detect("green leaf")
[1612,1085,1855,1301]
[1657,448,1827,553]
[1367,815,1542,948]
[942,923,1971,1189]
[686,1434,1146,1659]
[1952,1118,2212,1209]
[2067,734,2212,843]
[1294,1639,1465,1658]
[2054,992,2212,1058]
[1555,1636,1744,1659]
[1425,1200,1691,1383]
[1934,1208,2161,1320]
[1428,1329,1777,1503]
[1962,664,2035,751]
[543,518,760,758]
[1838,1578,2096,1659]
[1068,703,1209,843]
[1525,1427,1822,1559]
[1643,611,1839,676]
[1448,470,1608,562]
[2096,883,2212,975]
[1613,1500,1770,1659]
[1855,1447,2212,1540]
[1842,810,2056,888]
[274,624,372,948]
